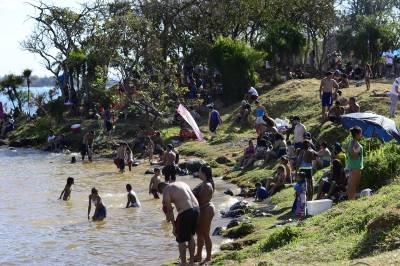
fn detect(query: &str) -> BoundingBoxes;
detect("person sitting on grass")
[265,165,286,196]
[255,137,269,160]
[292,172,307,219]
[255,182,268,202]
[328,101,345,123]
[280,156,292,183]
[233,100,252,125]
[264,133,287,163]
[333,142,346,167]
[316,159,347,200]
[315,141,332,169]
[346,96,360,113]
[239,139,256,169]
[254,100,267,135]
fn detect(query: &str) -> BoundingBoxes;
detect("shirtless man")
[162,144,177,182]
[158,181,199,266]
[81,130,95,161]
[116,143,127,173]
[149,168,162,199]
[320,72,339,120]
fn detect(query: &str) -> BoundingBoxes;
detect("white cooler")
[306,199,333,215]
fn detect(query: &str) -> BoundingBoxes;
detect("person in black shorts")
[162,144,177,182]
[158,182,200,265]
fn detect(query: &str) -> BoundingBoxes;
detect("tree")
[209,37,265,104]
[337,14,399,64]
[0,74,24,110]
[23,69,32,115]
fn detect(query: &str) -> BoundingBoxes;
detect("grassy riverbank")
[170,79,400,265]
[7,79,400,265]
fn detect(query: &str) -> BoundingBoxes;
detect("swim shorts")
[162,165,177,182]
[321,92,333,107]
[175,207,199,243]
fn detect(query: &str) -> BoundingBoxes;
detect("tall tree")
[22,69,32,115]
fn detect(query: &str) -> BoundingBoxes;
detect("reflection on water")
[0,147,237,265]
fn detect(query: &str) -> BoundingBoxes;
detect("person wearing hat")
[389,78,400,117]
[162,144,177,182]
[320,71,339,120]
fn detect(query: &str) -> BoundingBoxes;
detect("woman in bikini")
[193,165,215,264]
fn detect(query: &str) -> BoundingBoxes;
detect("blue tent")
[340,112,400,144]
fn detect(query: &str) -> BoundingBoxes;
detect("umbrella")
[340,112,400,144]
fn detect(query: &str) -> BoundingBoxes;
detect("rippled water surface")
[0,148,237,265]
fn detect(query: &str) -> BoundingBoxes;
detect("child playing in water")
[145,136,154,163]
[126,145,134,171]
[88,187,107,221]
[149,168,162,199]
[126,184,141,207]
[58,177,74,201]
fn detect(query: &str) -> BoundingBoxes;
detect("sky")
[0,0,84,77]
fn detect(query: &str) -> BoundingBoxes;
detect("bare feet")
[193,255,202,263]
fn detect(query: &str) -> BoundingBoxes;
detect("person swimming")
[126,184,141,208]
[88,187,107,221]
[58,177,74,201]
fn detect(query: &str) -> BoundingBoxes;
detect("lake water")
[0,86,55,114]
[0,148,237,265]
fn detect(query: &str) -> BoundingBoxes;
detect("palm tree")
[23,69,32,115]
[0,74,24,111]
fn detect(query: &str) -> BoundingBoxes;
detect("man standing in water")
[158,181,199,266]
[81,130,95,162]
[319,72,339,121]
[162,144,177,182]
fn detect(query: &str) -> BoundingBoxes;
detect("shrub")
[259,226,300,252]
[361,142,400,190]
[209,37,265,104]
[223,221,256,239]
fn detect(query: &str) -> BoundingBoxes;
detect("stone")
[224,189,234,196]
[216,156,231,164]
[145,169,155,175]
[212,226,223,236]
[227,219,241,229]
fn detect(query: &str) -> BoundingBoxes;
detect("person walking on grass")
[320,71,339,121]
[389,78,400,118]
[208,105,222,136]
[365,64,372,91]
[346,126,364,200]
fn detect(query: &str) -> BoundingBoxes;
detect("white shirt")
[294,123,306,143]
[390,79,399,95]
[248,87,258,97]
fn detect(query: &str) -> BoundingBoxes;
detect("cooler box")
[71,124,81,133]
[306,199,333,216]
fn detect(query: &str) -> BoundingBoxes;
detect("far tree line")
[2,0,400,117]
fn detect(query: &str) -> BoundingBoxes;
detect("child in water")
[149,168,162,199]
[88,187,107,221]
[58,177,74,201]
[126,184,141,207]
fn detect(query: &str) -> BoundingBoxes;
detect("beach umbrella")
[340,112,400,144]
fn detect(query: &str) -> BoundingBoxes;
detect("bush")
[209,37,265,104]
[223,221,256,239]
[361,142,400,190]
[259,226,300,252]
